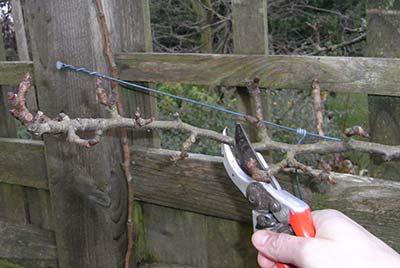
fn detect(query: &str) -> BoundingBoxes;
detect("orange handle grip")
[289,208,315,238]
[275,208,315,268]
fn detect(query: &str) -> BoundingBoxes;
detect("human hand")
[252,209,400,268]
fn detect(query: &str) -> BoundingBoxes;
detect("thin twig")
[10,74,400,201]
[94,1,134,267]
[245,77,269,142]
[308,33,366,56]
[311,79,324,136]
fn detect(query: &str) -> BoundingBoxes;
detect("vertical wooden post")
[191,0,213,53]
[367,0,400,181]
[11,0,38,121]
[0,24,17,138]
[108,0,158,148]
[232,0,269,141]
[11,0,30,61]
[21,1,151,267]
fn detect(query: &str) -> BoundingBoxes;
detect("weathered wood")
[232,0,268,54]
[191,0,213,53]
[367,1,400,181]
[131,146,251,222]
[105,0,158,147]
[25,188,53,230]
[11,0,39,117]
[141,203,208,266]
[11,0,30,61]
[232,0,269,141]
[138,203,258,268]
[205,215,257,267]
[0,220,57,267]
[0,61,33,85]
[116,53,400,96]
[23,1,130,267]
[0,183,27,224]
[131,146,400,251]
[0,34,17,138]
[140,264,196,268]
[0,138,48,189]
[0,88,18,138]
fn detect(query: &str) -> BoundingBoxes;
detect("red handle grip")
[275,208,315,268]
[289,208,315,238]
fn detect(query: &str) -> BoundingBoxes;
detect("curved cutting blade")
[235,124,281,190]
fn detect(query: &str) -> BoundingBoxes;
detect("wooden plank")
[11,0,30,61]
[0,220,57,267]
[25,188,53,230]
[11,0,39,117]
[0,31,17,138]
[131,146,400,251]
[22,1,130,267]
[0,138,47,189]
[138,203,258,268]
[232,0,269,142]
[0,183,27,224]
[205,216,257,267]
[116,52,400,96]
[131,146,251,222]
[367,1,400,181]
[141,203,208,267]
[104,0,158,147]
[0,88,18,138]
[232,0,268,54]
[0,61,33,85]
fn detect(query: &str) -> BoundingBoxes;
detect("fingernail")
[253,231,269,246]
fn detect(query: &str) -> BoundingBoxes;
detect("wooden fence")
[0,1,400,268]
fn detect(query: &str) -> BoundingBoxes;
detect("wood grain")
[23,1,129,267]
[0,138,48,189]
[116,52,400,96]
[0,36,17,138]
[367,1,400,180]
[0,220,57,267]
[130,146,400,251]
[138,203,257,268]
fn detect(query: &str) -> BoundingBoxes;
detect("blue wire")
[55,61,342,142]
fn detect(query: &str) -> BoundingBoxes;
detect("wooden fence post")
[232,0,269,142]
[0,24,17,138]
[367,1,400,181]
[21,1,152,267]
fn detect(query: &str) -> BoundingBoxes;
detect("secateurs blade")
[221,124,315,268]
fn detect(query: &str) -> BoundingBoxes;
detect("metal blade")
[235,124,281,190]
[235,124,266,173]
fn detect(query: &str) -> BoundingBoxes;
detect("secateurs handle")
[276,208,315,268]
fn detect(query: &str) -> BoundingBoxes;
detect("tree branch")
[9,74,400,191]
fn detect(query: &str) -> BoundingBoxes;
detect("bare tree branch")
[9,74,400,193]
[311,79,325,136]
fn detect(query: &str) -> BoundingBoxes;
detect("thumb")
[252,230,310,267]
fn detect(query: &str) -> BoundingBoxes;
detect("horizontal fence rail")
[0,220,57,267]
[0,138,48,189]
[1,138,400,251]
[3,54,400,97]
[116,53,400,96]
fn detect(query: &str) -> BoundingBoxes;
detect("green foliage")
[156,83,237,155]
[326,92,369,170]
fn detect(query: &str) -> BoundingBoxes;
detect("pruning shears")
[221,124,315,268]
